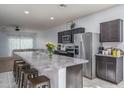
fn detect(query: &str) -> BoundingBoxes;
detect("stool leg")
[42,85,49,88]
[15,66,19,83]
[18,71,24,88]
[48,80,51,88]
[17,67,22,87]
[18,70,21,88]
[23,74,28,88]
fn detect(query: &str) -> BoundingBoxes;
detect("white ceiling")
[0,4,116,31]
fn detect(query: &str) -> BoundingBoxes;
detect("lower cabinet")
[96,55,123,84]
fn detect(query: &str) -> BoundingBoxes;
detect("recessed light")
[24,11,29,14]
[50,17,54,20]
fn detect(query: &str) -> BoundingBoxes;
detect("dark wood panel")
[58,32,62,43]
[96,56,107,80]
[106,62,116,82]
[116,57,123,83]
[100,19,123,42]
[71,28,85,34]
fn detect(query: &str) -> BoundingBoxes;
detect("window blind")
[8,35,33,56]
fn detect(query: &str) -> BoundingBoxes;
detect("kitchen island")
[14,51,88,88]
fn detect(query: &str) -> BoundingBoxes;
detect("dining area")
[12,49,88,88]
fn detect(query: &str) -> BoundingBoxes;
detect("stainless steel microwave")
[62,35,72,43]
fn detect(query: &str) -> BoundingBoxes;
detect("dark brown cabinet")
[100,19,123,42]
[58,32,62,43]
[58,30,72,44]
[71,28,85,34]
[58,27,85,43]
[96,55,123,84]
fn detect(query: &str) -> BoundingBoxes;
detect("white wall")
[35,24,67,49]
[0,31,9,57]
[35,31,46,49]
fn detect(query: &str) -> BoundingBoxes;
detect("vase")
[48,51,53,58]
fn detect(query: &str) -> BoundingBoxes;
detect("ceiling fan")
[0,25,22,32]
[15,26,21,31]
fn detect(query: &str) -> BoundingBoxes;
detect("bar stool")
[13,59,22,71]
[20,68,38,88]
[14,61,25,79]
[13,61,25,81]
[13,59,25,78]
[16,63,30,87]
[27,75,51,88]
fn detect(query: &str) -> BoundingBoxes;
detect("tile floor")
[0,72,17,88]
[0,71,124,88]
[83,77,124,88]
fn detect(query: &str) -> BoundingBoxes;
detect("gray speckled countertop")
[14,51,88,70]
[96,54,123,58]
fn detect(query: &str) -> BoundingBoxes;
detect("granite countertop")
[14,51,88,70]
[96,54,124,58]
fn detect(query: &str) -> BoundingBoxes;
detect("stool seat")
[13,59,25,75]
[29,76,49,85]
[28,75,50,88]
[13,59,25,71]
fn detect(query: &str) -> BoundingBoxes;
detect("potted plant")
[46,42,56,58]
[70,22,76,29]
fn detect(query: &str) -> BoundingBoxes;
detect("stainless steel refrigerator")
[74,32,100,79]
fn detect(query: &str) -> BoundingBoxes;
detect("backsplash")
[102,42,124,51]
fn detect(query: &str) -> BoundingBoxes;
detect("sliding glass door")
[8,35,34,56]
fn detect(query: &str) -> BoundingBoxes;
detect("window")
[8,35,34,56]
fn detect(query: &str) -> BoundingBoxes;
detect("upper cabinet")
[58,32,63,43]
[58,27,85,44]
[100,19,123,42]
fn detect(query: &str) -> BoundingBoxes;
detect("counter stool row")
[13,59,51,88]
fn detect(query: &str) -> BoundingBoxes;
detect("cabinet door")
[109,19,122,42]
[106,61,116,82]
[97,61,107,79]
[100,19,123,42]
[116,57,123,83]
[58,32,60,43]
[100,22,110,42]
[96,56,107,79]
[58,32,62,43]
